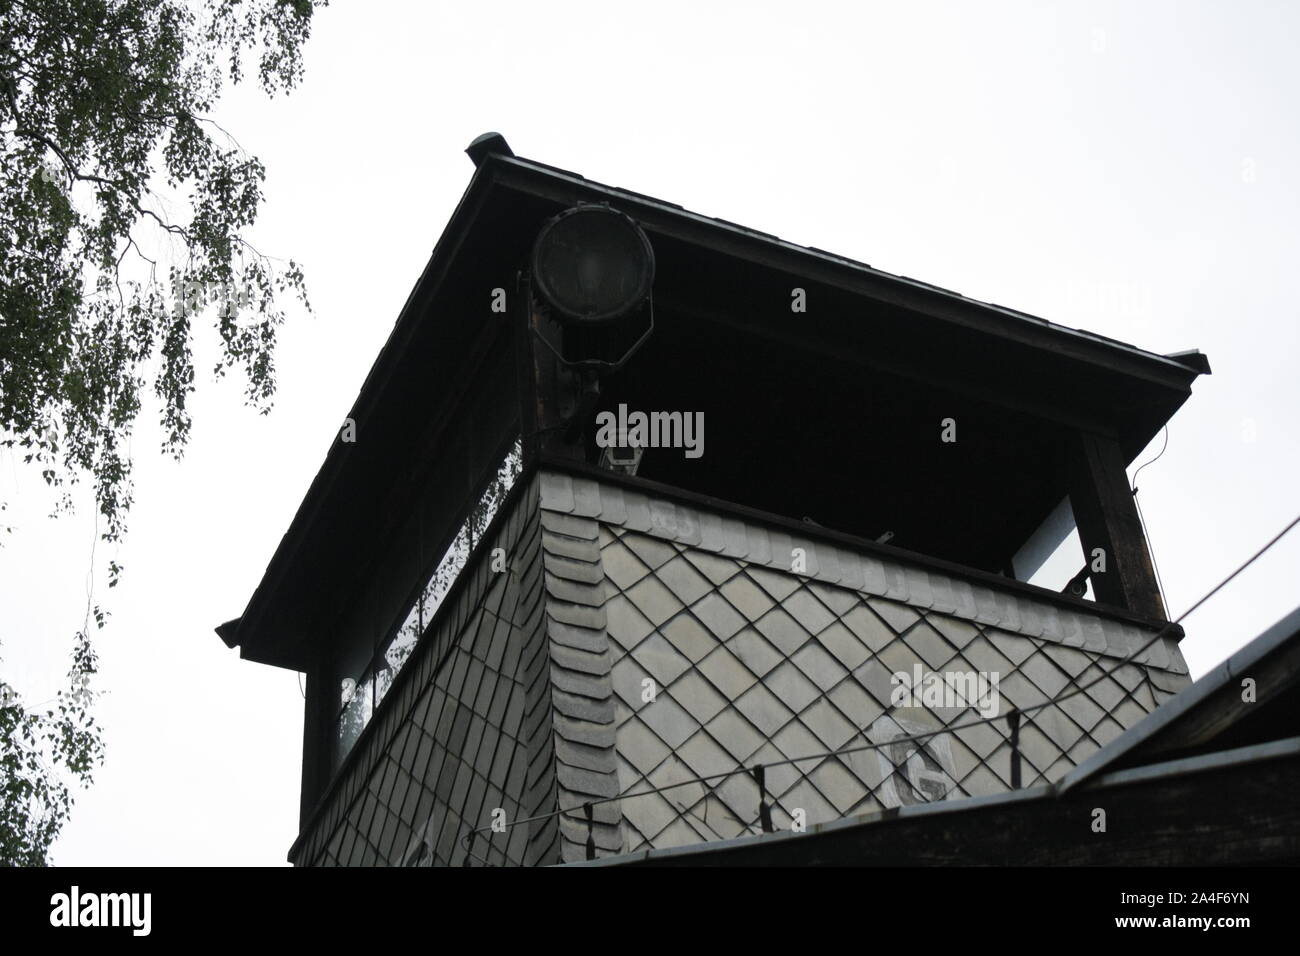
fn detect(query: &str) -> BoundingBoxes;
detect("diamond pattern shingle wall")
[294,469,1195,865]
[539,471,1192,855]
[292,477,561,867]
[537,508,625,863]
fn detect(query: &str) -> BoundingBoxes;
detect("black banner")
[0,865,1282,942]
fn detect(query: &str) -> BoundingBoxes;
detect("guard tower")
[216,134,1209,866]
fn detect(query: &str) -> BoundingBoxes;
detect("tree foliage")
[0,0,324,864]
[1,0,322,541]
[1,621,104,866]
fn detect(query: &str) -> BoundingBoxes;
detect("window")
[334,439,523,768]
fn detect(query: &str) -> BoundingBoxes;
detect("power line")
[1131,425,1169,488]
[1133,492,1169,617]
[1130,424,1171,614]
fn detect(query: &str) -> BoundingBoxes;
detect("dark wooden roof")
[217,137,1209,671]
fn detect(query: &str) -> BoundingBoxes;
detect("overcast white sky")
[2,0,1297,865]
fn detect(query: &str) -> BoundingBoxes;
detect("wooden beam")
[299,660,336,828]
[656,292,1124,441]
[1068,430,1166,620]
[523,299,588,463]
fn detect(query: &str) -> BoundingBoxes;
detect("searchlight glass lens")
[532,208,654,324]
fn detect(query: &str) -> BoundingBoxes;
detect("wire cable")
[1131,425,1169,490]
[1130,424,1171,614]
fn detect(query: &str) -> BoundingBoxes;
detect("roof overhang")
[217,141,1209,671]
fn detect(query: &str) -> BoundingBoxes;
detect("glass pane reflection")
[335,439,522,768]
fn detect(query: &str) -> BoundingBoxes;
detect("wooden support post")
[1067,430,1166,620]
[514,277,586,464]
[1008,709,1022,789]
[513,274,542,464]
[751,765,774,833]
[299,659,335,828]
[584,803,596,861]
